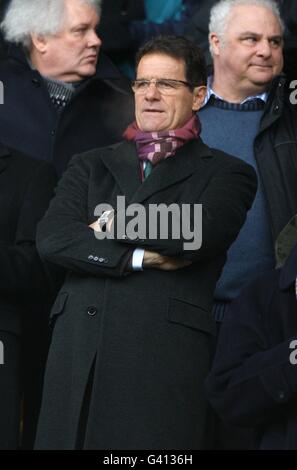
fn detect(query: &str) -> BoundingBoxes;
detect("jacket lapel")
[131,138,213,204]
[100,141,142,202]
[279,243,297,290]
[100,138,213,204]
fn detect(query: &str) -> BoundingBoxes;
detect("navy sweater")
[199,102,275,303]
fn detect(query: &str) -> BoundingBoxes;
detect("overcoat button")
[88,255,94,260]
[87,306,97,316]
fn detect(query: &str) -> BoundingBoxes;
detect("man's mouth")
[85,55,98,61]
[250,64,272,69]
[143,109,163,113]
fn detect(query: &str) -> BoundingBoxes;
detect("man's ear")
[192,86,207,112]
[30,33,48,53]
[209,32,221,57]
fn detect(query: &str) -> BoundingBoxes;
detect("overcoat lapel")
[101,138,213,204]
[132,138,213,204]
[100,141,141,202]
[279,244,297,290]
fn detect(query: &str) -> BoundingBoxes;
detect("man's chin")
[79,65,97,78]
[249,69,277,84]
[138,116,168,133]
[250,74,275,88]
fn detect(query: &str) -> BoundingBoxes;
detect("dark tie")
[144,161,153,179]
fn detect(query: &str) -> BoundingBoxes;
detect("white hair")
[209,0,285,56]
[1,0,102,49]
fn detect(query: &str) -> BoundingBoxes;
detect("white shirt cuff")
[132,248,145,271]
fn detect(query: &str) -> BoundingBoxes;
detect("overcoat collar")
[100,138,213,204]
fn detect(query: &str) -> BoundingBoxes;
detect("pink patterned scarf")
[123,115,201,166]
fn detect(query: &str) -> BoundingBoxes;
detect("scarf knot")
[123,115,201,166]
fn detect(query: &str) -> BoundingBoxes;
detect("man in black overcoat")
[206,216,297,450]
[0,144,57,448]
[35,36,257,449]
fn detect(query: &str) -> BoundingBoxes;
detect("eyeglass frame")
[131,78,195,94]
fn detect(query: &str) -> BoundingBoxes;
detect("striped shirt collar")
[203,76,268,107]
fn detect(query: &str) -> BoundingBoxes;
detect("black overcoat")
[0,144,57,334]
[206,244,297,450]
[0,143,58,447]
[35,138,257,449]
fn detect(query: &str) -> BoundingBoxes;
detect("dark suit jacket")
[35,138,257,450]
[0,144,61,448]
[0,144,57,334]
[206,242,297,450]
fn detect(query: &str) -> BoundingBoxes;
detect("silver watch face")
[98,210,112,230]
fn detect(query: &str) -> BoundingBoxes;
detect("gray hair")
[209,0,285,56]
[1,0,102,49]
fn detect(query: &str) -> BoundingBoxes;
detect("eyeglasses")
[131,78,193,94]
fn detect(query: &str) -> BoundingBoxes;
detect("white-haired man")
[0,0,133,449]
[0,0,134,175]
[199,0,297,449]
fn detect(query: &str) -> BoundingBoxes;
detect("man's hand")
[87,223,192,271]
[89,210,114,233]
[143,250,192,271]
[89,220,100,231]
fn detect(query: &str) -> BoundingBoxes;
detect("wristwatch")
[98,210,113,232]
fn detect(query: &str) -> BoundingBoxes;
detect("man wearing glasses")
[35,36,257,450]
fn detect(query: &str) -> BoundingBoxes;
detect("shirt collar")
[203,76,268,107]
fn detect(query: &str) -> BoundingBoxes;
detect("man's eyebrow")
[269,35,283,41]
[71,23,88,29]
[71,22,99,30]
[238,31,283,41]
[238,31,261,37]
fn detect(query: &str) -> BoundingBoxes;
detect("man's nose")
[144,82,161,100]
[256,39,272,58]
[88,30,102,48]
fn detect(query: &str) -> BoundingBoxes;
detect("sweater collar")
[203,76,268,107]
